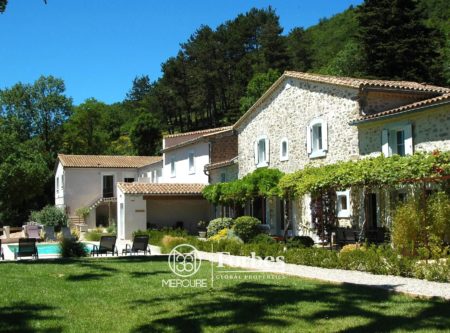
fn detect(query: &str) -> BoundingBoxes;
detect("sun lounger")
[122,235,150,255]
[14,238,38,259]
[91,235,118,256]
[43,226,57,241]
[25,225,41,240]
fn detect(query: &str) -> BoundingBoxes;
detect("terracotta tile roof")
[164,126,232,139]
[58,154,162,168]
[161,126,233,152]
[284,71,450,93]
[117,182,205,195]
[234,71,450,129]
[205,157,238,171]
[352,93,450,124]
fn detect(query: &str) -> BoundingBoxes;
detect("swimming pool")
[8,243,94,255]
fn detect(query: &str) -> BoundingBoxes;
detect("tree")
[0,132,50,226]
[357,0,445,84]
[130,113,162,156]
[239,69,280,114]
[0,0,7,13]
[62,98,109,154]
[286,28,313,72]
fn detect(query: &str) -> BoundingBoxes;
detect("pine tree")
[357,0,444,84]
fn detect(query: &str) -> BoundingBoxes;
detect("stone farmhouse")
[233,71,450,241]
[56,71,450,241]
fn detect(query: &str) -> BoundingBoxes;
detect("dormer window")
[280,138,288,161]
[254,136,269,167]
[307,118,328,158]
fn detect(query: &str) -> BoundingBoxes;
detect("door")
[366,193,378,229]
[103,175,114,198]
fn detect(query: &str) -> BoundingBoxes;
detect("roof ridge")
[164,126,232,138]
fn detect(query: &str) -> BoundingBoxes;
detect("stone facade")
[236,77,361,177]
[209,164,239,184]
[358,103,450,156]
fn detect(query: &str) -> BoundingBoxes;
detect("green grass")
[0,257,449,333]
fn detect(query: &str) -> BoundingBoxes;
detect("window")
[170,158,176,177]
[307,118,328,158]
[188,152,195,174]
[61,174,64,190]
[382,124,413,157]
[124,178,134,183]
[151,170,157,183]
[254,136,269,167]
[336,190,351,218]
[102,175,114,198]
[280,138,289,161]
[56,177,59,194]
[220,173,226,183]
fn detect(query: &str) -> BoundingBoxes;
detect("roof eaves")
[350,98,450,125]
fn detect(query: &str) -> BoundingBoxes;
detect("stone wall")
[358,104,450,156]
[209,164,239,184]
[210,134,238,164]
[236,78,361,177]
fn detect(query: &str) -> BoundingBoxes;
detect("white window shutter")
[381,129,389,156]
[265,138,270,164]
[322,121,328,151]
[404,124,413,155]
[306,125,312,154]
[254,140,259,165]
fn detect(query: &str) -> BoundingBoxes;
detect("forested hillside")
[0,0,449,225]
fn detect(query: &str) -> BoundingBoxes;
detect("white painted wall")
[57,166,139,216]
[138,161,163,183]
[117,187,147,240]
[162,141,210,184]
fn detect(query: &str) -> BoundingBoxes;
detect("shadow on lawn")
[0,302,62,333]
[130,281,450,333]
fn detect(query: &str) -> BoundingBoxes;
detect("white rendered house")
[55,154,162,228]
[116,127,232,239]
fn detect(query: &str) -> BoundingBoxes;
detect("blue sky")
[1,0,363,105]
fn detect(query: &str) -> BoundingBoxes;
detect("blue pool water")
[8,243,94,255]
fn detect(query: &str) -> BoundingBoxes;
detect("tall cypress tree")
[357,0,444,84]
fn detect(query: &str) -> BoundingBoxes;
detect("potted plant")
[197,220,208,238]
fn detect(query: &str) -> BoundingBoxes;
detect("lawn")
[0,257,449,333]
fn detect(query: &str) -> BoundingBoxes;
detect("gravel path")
[198,251,450,300]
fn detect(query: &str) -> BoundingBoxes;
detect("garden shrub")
[391,197,424,257]
[30,205,68,227]
[413,258,450,282]
[340,243,365,253]
[392,192,450,258]
[160,235,187,252]
[133,228,188,246]
[427,192,450,246]
[207,217,234,237]
[250,234,276,244]
[59,238,88,258]
[284,247,339,268]
[286,236,315,248]
[209,228,229,241]
[233,216,262,242]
